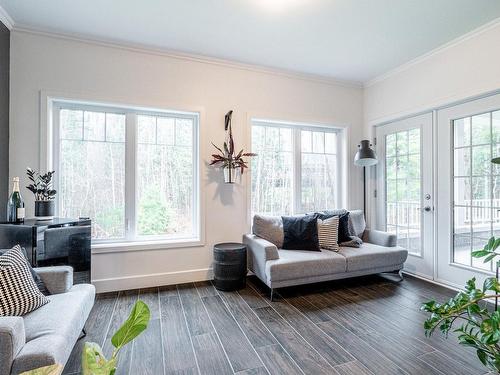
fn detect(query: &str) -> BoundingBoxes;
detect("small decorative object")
[7,176,25,223]
[210,110,257,183]
[26,168,57,220]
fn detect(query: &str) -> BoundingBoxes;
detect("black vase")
[35,200,55,220]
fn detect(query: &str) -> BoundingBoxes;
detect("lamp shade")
[354,140,378,167]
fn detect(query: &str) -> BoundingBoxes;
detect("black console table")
[0,218,91,284]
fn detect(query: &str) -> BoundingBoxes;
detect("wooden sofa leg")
[270,288,275,302]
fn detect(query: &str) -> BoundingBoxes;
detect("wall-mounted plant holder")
[223,166,240,184]
[210,110,256,184]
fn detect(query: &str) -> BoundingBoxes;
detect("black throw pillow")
[281,215,321,251]
[0,247,50,296]
[316,211,351,244]
[336,212,351,244]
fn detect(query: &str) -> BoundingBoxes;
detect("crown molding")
[364,16,500,88]
[11,25,363,89]
[0,5,13,30]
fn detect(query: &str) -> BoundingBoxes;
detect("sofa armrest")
[243,234,279,261]
[363,229,397,247]
[34,266,74,294]
[0,317,25,375]
[243,234,279,287]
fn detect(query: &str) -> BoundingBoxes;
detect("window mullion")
[336,132,342,208]
[125,112,137,241]
[293,129,302,214]
[53,106,61,216]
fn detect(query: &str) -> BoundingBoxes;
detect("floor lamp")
[354,140,378,216]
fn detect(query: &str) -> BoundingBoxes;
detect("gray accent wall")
[0,21,9,220]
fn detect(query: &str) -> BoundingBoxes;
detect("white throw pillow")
[317,216,339,251]
[0,245,50,316]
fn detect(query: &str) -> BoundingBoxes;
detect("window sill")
[91,238,204,254]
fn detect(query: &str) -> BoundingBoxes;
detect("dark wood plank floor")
[63,275,491,375]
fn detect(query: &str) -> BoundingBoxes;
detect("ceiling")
[1,0,500,83]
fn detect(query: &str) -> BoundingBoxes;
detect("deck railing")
[387,199,500,228]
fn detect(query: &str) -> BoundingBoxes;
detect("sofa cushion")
[252,215,284,248]
[321,209,348,217]
[317,216,339,251]
[265,249,346,283]
[0,248,50,296]
[318,210,350,243]
[282,215,320,251]
[348,210,366,238]
[12,284,95,374]
[340,236,363,248]
[339,243,408,272]
[0,246,50,317]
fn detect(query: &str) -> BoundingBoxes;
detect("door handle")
[417,206,433,212]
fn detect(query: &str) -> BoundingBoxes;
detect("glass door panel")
[436,92,500,288]
[452,112,498,272]
[376,112,434,278]
[385,128,421,256]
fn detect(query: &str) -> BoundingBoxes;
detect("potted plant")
[210,110,257,183]
[421,157,500,373]
[26,168,57,220]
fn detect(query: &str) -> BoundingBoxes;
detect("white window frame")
[250,118,345,217]
[49,98,202,249]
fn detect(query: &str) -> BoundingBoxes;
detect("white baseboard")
[402,270,462,292]
[92,268,214,293]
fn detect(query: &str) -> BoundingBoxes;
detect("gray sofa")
[0,266,95,375]
[244,210,408,299]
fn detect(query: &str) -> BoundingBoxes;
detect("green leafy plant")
[422,157,500,372]
[210,110,256,173]
[26,167,57,201]
[421,261,500,370]
[82,300,150,375]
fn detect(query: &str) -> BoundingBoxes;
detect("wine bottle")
[7,177,25,223]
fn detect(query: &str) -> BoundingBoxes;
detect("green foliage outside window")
[138,186,173,236]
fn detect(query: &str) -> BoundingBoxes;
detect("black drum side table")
[213,242,247,291]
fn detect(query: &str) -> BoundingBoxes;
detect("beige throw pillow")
[252,214,284,248]
[317,216,339,251]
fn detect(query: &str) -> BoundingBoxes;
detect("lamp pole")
[354,140,378,217]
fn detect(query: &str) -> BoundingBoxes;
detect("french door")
[376,113,434,278]
[436,93,500,288]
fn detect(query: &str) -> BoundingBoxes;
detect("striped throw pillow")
[317,216,339,251]
[0,245,50,316]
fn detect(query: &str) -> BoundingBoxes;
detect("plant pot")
[223,167,240,184]
[35,200,55,220]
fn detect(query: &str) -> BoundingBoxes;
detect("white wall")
[363,20,500,228]
[364,20,500,126]
[9,30,364,292]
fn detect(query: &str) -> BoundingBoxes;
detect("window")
[453,110,500,270]
[251,120,342,216]
[54,101,200,244]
